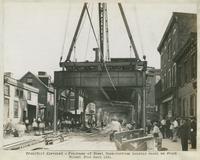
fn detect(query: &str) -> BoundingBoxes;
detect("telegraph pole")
[142,71,146,130]
[142,59,147,131]
[53,88,57,133]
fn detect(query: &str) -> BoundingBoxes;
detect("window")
[27,91,31,100]
[164,73,167,89]
[168,69,171,87]
[184,61,188,83]
[191,54,197,79]
[4,85,10,96]
[14,101,19,118]
[182,98,186,117]
[4,98,10,118]
[168,38,172,60]
[161,78,164,91]
[190,95,196,116]
[70,99,75,110]
[15,88,23,98]
[161,54,163,67]
[27,78,33,85]
[172,64,176,86]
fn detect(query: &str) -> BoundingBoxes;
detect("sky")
[3,1,197,79]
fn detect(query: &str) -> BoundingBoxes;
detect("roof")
[4,74,39,93]
[157,12,196,52]
[20,71,54,93]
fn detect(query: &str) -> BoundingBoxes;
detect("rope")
[86,5,116,91]
[60,2,71,62]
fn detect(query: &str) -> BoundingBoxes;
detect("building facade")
[157,12,196,118]
[20,71,54,126]
[4,72,39,126]
[173,32,197,118]
[146,68,160,121]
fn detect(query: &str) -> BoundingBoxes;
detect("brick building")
[145,68,160,121]
[173,32,197,117]
[157,12,196,118]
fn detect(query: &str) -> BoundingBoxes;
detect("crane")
[63,2,140,63]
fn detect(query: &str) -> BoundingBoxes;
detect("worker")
[109,117,122,141]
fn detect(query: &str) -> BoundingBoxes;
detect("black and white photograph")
[0,0,199,158]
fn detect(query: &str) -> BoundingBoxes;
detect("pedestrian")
[109,117,122,141]
[172,117,178,142]
[166,118,171,138]
[169,120,174,140]
[190,117,196,149]
[146,119,152,134]
[39,120,45,134]
[101,120,104,130]
[32,118,38,132]
[131,121,136,130]
[179,118,190,151]
[160,117,166,138]
[152,122,161,138]
[125,122,133,131]
[37,117,41,127]
[152,122,162,150]
[70,117,75,131]
[25,118,29,133]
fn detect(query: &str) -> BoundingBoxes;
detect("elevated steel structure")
[54,3,147,128]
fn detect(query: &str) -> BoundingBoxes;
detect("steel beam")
[54,71,143,88]
[118,3,140,60]
[65,3,87,62]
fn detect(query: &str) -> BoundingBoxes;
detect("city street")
[3,1,197,154]
[3,129,196,151]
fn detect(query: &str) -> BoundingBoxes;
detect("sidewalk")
[162,138,196,151]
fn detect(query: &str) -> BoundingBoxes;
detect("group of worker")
[151,116,197,151]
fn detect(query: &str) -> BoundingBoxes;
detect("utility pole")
[53,88,57,133]
[142,60,147,131]
[142,71,146,130]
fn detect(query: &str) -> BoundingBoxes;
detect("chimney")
[38,71,50,86]
[4,72,13,78]
[93,48,99,62]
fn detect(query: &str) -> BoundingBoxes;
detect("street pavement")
[162,138,196,151]
[3,130,197,151]
[3,130,53,147]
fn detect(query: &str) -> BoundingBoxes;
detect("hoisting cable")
[60,2,71,63]
[85,5,117,91]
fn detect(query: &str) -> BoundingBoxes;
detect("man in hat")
[179,118,190,151]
